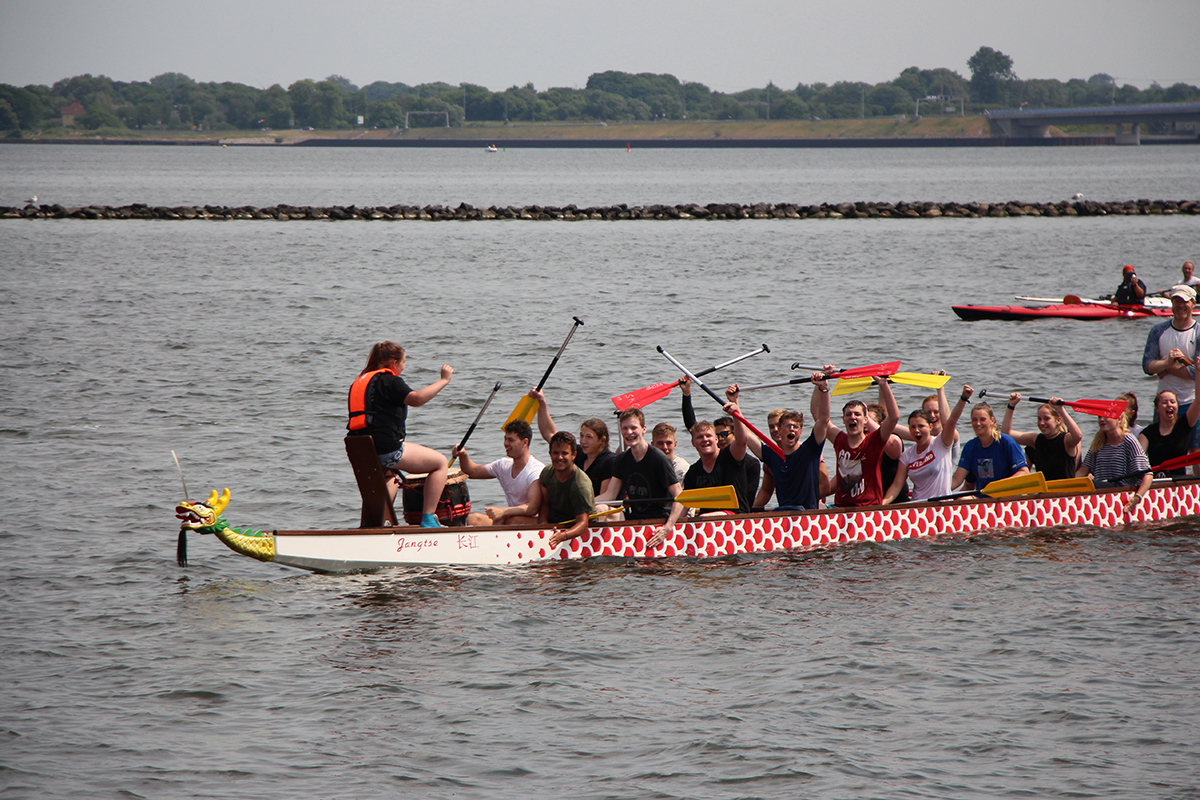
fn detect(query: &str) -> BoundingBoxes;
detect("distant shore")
[3,117,1195,147]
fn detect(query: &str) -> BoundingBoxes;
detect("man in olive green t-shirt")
[539,431,595,546]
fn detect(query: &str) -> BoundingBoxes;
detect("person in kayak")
[1075,407,1152,513]
[1001,393,1083,481]
[952,387,1029,492]
[1138,388,1200,477]
[346,341,454,528]
[1114,264,1147,305]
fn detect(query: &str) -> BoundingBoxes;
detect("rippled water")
[2,145,1199,799]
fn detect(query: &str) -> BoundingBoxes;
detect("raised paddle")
[561,485,739,524]
[738,361,902,393]
[502,316,583,430]
[448,381,502,468]
[831,372,952,397]
[978,390,1128,419]
[611,344,769,410]
[657,346,785,459]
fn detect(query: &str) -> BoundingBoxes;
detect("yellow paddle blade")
[832,373,952,397]
[501,394,537,431]
[831,376,874,396]
[676,485,738,509]
[982,472,1048,498]
[1045,476,1094,494]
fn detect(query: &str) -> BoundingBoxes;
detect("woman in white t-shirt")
[883,385,963,503]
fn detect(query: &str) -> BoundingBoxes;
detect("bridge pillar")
[1115,122,1141,145]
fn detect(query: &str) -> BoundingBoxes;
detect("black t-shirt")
[684,447,752,512]
[576,448,617,495]
[613,446,678,520]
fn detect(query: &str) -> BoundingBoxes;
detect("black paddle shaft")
[533,317,584,391]
[456,381,503,452]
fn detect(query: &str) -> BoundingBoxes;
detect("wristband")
[1007,403,1017,410]
[960,394,971,403]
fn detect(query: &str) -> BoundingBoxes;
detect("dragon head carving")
[176,488,231,532]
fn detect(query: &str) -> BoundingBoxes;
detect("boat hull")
[953,303,1172,321]
[237,479,1200,573]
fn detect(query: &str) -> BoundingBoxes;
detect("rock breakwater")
[3,199,1197,221]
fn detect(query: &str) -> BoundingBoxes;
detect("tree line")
[1,47,1197,135]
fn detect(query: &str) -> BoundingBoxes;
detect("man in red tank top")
[824,375,899,507]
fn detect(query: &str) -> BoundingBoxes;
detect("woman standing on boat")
[952,387,1029,492]
[347,341,453,528]
[1138,389,1200,477]
[1075,405,1152,513]
[1001,393,1083,480]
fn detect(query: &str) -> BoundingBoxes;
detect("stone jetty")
[3,199,1197,221]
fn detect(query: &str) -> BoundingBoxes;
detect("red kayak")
[954,302,1173,321]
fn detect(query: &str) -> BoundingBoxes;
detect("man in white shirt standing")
[452,420,544,526]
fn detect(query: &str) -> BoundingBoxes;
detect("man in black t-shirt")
[594,407,681,520]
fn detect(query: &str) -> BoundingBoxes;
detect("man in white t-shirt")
[452,419,544,526]
[1143,284,1199,410]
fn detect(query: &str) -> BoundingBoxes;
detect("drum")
[400,468,471,526]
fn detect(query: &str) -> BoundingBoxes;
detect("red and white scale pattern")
[498,482,1200,563]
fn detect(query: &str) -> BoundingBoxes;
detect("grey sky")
[1,0,1196,93]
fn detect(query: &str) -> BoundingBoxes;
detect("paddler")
[1114,264,1147,305]
[539,431,595,547]
[1075,405,1152,513]
[824,372,899,507]
[451,420,543,526]
[346,341,453,528]
[593,407,682,521]
[1142,284,1199,450]
[729,370,830,511]
[951,387,1029,492]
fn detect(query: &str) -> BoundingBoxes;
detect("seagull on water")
[1072,192,1084,200]
[24,195,37,205]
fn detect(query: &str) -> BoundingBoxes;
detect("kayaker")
[825,374,899,507]
[1075,407,1152,513]
[648,414,753,548]
[1001,393,1083,480]
[1184,261,1199,287]
[1138,388,1200,477]
[346,341,453,528]
[1114,265,1147,305]
[528,388,617,496]
[539,432,595,547]
[952,387,1029,492]
[1142,285,1198,439]
[593,407,681,520]
[883,384,963,503]
[729,372,830,511]
[451,420,544,526]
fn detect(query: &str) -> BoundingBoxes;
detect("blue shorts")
[378,442,405,470]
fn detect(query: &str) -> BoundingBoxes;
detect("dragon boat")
[176,478,1200,574]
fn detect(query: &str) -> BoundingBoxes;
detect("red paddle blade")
[1065,398,1129,419]
[1151,450,1200,473]
[832,361,901,380]
[611,381,676,410]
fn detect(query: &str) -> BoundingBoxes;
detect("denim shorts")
[378,442,405,470]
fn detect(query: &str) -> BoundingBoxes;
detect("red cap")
[1123,265,1135,273]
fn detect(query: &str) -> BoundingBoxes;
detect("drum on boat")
[400,468,471,526]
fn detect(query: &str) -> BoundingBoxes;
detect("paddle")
[831,372,952,397]
[657,346,785,459]
[448,381,502,468]
[1045,476,1095,493]
[929,471,1048,502]
[561,485,739,524]
[1113,450,1200,482]
[611,344,769,410]
[502,316,583,430]
[741,361,901,393]
[978,390,1128,419]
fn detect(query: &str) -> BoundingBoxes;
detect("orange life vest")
[347,367,399,431]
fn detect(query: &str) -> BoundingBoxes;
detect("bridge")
[986,102,1200,144]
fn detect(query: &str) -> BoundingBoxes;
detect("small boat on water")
[176,478,1200,574]
[485,144,498,152]
[954,295,1172,321]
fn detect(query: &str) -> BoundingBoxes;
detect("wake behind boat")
[176,478,1200,574]
[954,295,1172,321]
